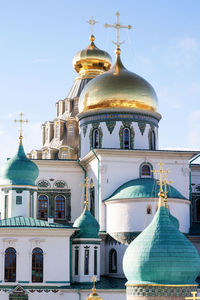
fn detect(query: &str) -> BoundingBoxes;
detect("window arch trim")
[122,127,131,150]
[139,162,153,178]
[55,194,66,219]
[32,247,43,283]
[5,247,16,282]
[109,248,117,273]
[37,194,48,220]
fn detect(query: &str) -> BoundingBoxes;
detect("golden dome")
[73,35,112,79]
[79,47,158,113]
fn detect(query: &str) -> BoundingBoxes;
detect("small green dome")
[105,178,186,201]
[1,141,39,186]
[123,206,200,285]
[73,208,99,238]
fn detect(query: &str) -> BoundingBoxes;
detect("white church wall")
[106,198,190,234]
[105,241,127,278]
[0,229,72,286]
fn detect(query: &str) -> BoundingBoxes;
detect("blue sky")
[0,0,200,167]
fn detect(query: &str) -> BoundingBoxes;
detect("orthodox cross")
[14,112,28,141]
[80,177,94,210]
[163,173,173,201]
[185,291,200,300]
[152,162,169,194]
[91,275,97,294]
[104,12,132,47]
[87,17,97,36]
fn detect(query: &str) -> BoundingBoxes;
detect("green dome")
[1,141,39,186]
[105,178,186,201]
[169,210,180,229]
[123,206,200,285]
[73,208,99,238]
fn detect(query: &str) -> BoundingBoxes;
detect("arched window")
[109,249,117,273]
[5,247,16,282]
[32,248,43,283]
[38,195,48,219]
[141,164,151,177]
[90,180,95,217]
[84,247,89,275]
[123,128,130,149]
[196,199,200,222]
[149,129,156,150]
[61,151,68,159]
[55,195,65,219]
[147,205,152,214]
[92,129,99,148]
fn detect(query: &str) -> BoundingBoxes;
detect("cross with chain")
[80,177,94,210]
[163,172,173,206]
[185,291,200,300]
[14,112,28,141]
[104,12,132,47]
[87,17,97,36]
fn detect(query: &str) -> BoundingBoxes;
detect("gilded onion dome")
[79,47,158,113]
[73,35,112,79]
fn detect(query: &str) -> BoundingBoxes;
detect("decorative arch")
[148,126,156,150]
[54,180,67,189]
[89,123,103,149]
[32,247,43,282]
[37,194,48,219]
[37,179,51,188]
[109,248,117,273]
[119,121,135,149]
[5,247,16,282]
[140,162,153,178]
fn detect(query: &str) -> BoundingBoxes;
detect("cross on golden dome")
[87,17,97,36]
[14,112,28,141]
[80,177,94,210]
[104,12,132,48]
[91,275,97,294]
[185,291,200,300]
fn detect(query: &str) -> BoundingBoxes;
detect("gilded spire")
[14,112,28,143]
[104,12,132,53]
[152,162,170,208]
[80,177,94,210]
[87,16,97,37]
[87,276,102,300]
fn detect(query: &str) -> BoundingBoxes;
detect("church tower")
[123,165,200,300]
[72,178,101,282]
[0,113,39,219]
[78,13,161,158]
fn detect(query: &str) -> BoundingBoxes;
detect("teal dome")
[1,141,39,186]
[169,210,180,229]
[73,208,99,238]
[123,206,200,285]
[105,178,186,201]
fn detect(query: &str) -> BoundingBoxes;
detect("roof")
[73,208,99,238]
[104,178,186,201]
[123,206,200,285]
[0,216,73,228]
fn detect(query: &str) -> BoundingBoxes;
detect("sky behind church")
[0,0,200,168]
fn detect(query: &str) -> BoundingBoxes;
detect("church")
[0,13,200,300]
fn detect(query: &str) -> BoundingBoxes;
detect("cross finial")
[104,12,132,48]
[163,172,173,207]
[14,112,28,142]
[80,177,94,210]
[185,291,200,300]
[152,162,170,207]
[87,17,97,36]
[91,275,97,294]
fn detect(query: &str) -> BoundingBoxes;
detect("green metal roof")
[1,141,39,186]
[105,178,186,201]
[73,208,99,238]
[0,216,73,228]
[123,206,200,285]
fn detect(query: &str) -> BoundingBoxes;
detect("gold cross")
[152,162,170,207]
[163,172,173,205]
[91,275,97,294]
[14,112,28,141]
[87,17,97,36]
[185,291,200,300]
[104,12,132,47]
[80,177,94,210]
